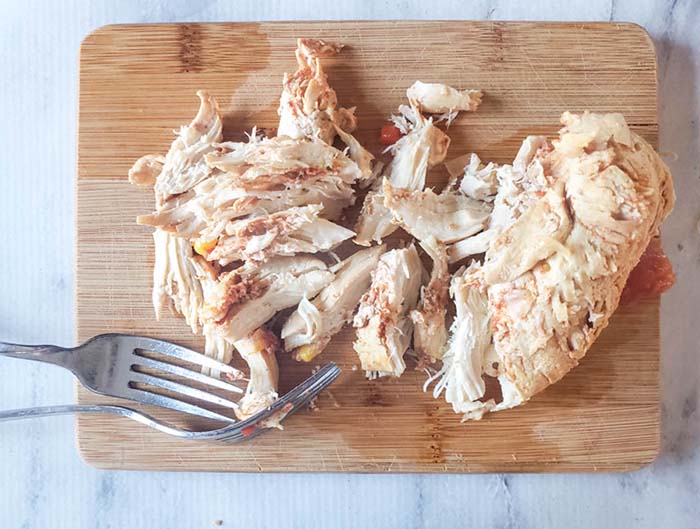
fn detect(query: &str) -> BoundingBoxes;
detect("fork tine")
[132,356,244,394]
[129,372,240,410]
[218,363,341,442]
[124,387,236,423]
[118,335,240,374]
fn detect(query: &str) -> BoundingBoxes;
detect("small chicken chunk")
[278,38,356,144]
[355,102,450,245]
[353,245,423,377]
[233,328,281,422]
[208,204,355,265]
[204,255,334,343]
[411,239,449,364]
[383,180,491,246]
[282,245,385,362]
[407,81,482,114]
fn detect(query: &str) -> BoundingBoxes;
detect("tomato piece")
[241,425,257,437]
[620,239,675,304]
[379,124,403,146]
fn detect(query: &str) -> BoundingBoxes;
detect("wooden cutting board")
[76,21,660,472]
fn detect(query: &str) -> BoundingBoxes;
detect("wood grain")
[76,21,660,472]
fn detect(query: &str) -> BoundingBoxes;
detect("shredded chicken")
[446,137,554,264]
[353,245,423,377]
[203,255,333,344]
[233,328,280,422]
[208,204,354,265]
[383,180,491,249]
[153,90,222,205]
[428,112,675,420]
[407,81,482,114]
[355,101,450,245]
[278,38,356,144]
[282,245,385,362]
[128,154,165,187]
[411,239,449,364]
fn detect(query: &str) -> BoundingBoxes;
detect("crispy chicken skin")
[429,112,674,420]
[353,245,423,377]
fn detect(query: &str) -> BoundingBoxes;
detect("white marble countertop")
[1,0,698,527]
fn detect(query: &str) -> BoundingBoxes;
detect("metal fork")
[0,333,245,422]
[0,362,341,441]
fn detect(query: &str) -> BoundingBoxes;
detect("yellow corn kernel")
[295,343,322,363]
[193,238,217,256]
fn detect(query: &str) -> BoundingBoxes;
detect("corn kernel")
[193,238,217,256]
[295,343,322,363]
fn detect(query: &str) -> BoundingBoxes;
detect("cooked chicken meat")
[353,245,423,377]
[383,180,491,248]
[446,139,553,264]
[203,255,333,344]
[411,239,449,364]
[207,204,355,265]
[138,132,366,241]
[355,101,451,245]
[278,38,357,144]
[128,154,165,187]
[152,90,222,205]
[233,328,281,421]
[407,81,482,114]
[282,245,385,362]
[457,153,498,202]
[429,112,674,420]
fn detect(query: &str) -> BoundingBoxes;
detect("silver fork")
[0,362,341,441]
[0,333,245,422]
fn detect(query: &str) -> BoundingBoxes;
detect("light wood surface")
[76,21,660,472]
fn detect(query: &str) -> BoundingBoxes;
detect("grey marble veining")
[0,0,698,527]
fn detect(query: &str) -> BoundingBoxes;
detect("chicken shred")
[282,245,385,362]
[233,328,281,422]
[411,239,449,364]
[407,81,483,114]
[278,38,356,144]
[208,204,355,265]
[353,245,423,377]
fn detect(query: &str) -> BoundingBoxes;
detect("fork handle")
[0,341,71,366]
[0,404,119,421]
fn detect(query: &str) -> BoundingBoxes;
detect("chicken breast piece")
[383,180,491,246]
[140,135,363,239]
[457,153,498,201]
[152,90,223,205]
[204,255,334,343]
[446,138,553,264]
[208,204,355,265]
[128,154,165,187]
[355,102,450,245]
[353,245,423,377]
[407,81,483,114]
[411,239,449,364]
[151,229,206,333]
[282,245,386,362]
[429,112,674,420]
[277,38,356,144]
[233,328,281,422]
[426,263,503,420]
